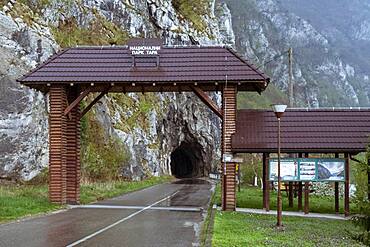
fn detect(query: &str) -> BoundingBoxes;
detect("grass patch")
[215,184,359,214]
[212,211,364,246]
[199,184,216,247]
[0,176,173,223]
[0,185,61,223]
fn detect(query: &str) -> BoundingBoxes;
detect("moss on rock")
[172,0,212,33]
[51,12,130,48]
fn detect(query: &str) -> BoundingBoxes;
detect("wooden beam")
[262,153,267,209]
[288,182,294,207]
[298,153,303,211]
[49,86,68,204]
[304,182,309,214]
[64,88,91,116]
[335,153,339,214]
[79,88,110,119]
[335,182,339,214]
[344,153,350,217]
[368,158,370,201]
[191,86,223,119]
[298,182,303,211]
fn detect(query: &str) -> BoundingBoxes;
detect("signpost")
[127,38,162,67]
[129,45,161,55]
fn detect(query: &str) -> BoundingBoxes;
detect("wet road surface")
[0,178,213,247]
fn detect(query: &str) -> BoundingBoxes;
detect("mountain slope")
[226,0,370,107]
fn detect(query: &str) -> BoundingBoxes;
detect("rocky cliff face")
[0,10,57,180]
[226,0,370,107]
[1,0,369,180]
[0,0,232,180]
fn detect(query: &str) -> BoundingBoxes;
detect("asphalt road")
[0,178,213,247]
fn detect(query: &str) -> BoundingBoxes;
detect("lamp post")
[271,104,287,229]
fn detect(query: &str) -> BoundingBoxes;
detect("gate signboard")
[269,158,345,182]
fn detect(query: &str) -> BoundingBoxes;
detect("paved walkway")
[0,179,214,247]
[216,206,349,220]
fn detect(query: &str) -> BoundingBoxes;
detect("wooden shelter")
[18,38,270,210]
[232,109,370,216]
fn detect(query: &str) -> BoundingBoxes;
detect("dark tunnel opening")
[170,142,204,178]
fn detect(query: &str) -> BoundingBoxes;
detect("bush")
[81,115,130,181]
[240,154,262,186]
[26,168,49,185]
[351,151,370,245]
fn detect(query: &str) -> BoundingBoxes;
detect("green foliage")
[0,0,7,8]
[81,114,130,181]
[26,167,49,185]
[212,212,364,247]
[7,1,39,26]
[351,151,370,245]
[17,0,50,9]
[51,14,129,48]
[239,154,262,186]
[172,0,211,33]
[237,83,288,109]
[108,93,161,132]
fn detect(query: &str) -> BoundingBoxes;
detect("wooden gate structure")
[18,39,269,210]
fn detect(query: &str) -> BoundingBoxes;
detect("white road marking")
[68,204,202,212]
[66,191,179,247]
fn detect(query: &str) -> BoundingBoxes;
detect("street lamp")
[271,104,287,229]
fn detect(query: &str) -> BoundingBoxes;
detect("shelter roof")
[232,108,370,154]
[17,43,269,93]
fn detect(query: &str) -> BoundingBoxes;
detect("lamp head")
[271,104,287,119]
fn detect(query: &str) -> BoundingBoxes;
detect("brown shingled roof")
[232,109,370,154]
[17,45,269,93]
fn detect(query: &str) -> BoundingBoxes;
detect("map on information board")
[269,159,298,181]
[269,158,345,182]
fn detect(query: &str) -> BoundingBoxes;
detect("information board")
[269,158,345,182]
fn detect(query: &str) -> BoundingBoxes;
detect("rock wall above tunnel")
[0,0,232,180]
[156,92,222,178]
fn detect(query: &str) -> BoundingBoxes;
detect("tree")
[351,146,370,245]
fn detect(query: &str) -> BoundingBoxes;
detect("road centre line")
[69,204,202,212]
[66,191,179,247]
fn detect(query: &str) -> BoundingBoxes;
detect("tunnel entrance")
[170,142,204,178]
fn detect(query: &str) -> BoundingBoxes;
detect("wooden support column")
[297,153,303,211]
[304,182,309,214]
[368,158,370,201]
[49,85,68,204]
[304,153,309,214]
[288,182,294,207]
[221,85,237,211]
[334,182,339,214]
[266,154,270,211]
[66,89,81,204]
[262,153,267,209]
[344,153,350,217]
[335,153,339,214]
[298,182,303,211]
